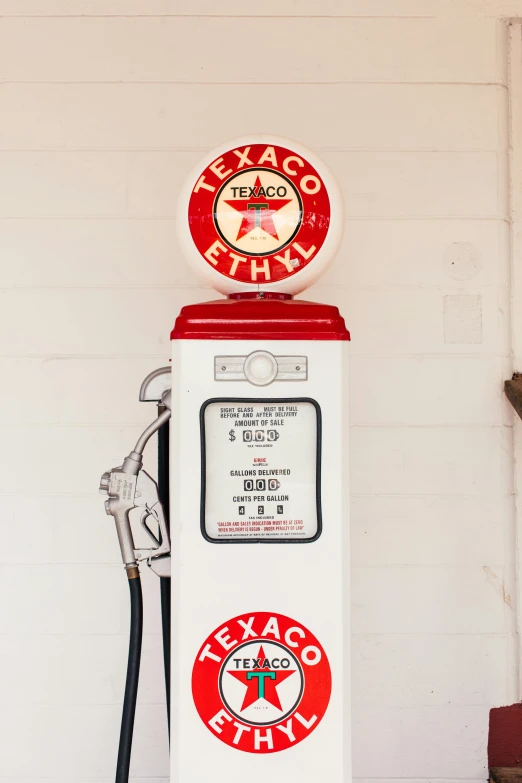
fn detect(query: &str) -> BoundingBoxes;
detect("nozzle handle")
[104,480,138,568]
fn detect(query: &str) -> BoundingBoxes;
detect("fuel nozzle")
[100,405,172,577]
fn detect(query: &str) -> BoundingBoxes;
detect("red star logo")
[223,176,293,241]
[227,644,297,711]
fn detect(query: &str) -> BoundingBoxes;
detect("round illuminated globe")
[177,135,343,295]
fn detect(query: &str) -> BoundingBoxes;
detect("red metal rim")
[171,297,350,341]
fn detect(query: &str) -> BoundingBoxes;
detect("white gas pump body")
[170,334,350,781]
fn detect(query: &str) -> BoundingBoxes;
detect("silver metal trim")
[215,354,307,383]
[139,366,171,402]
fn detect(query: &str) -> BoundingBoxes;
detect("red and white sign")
[177,136,343,295]
[192,611,332,753]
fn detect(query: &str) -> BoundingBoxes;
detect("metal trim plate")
[215,355,308,382]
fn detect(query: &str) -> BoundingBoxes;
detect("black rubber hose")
[116,570,143,783]
[158,413,171,737]
[160,577,171,735]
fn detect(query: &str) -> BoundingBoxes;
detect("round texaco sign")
[192,611,332,753]
[177,136,343,295]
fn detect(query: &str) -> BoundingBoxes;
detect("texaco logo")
[192,611,331,753]
[187,143,331,286]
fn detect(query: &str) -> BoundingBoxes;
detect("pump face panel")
[170,337,349,781]
[177,135,343,295]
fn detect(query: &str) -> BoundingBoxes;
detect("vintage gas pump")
[100,136,351,782]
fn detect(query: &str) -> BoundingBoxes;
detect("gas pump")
[100,136,351,782]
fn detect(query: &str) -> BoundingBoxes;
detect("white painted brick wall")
[0,2,517,782]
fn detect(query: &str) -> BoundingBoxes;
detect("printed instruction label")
[202,399,320,541]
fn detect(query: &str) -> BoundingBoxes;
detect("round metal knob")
[243,351,278,386]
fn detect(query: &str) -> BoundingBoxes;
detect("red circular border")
[192,611,332,754]
[188,143,331,286]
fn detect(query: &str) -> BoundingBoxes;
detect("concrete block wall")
[0,2,517,781]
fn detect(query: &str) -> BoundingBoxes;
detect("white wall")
[0,2,518,782]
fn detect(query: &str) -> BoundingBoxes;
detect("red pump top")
[171,292,350,341]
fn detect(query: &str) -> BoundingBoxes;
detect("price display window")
[200,398,322,543]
